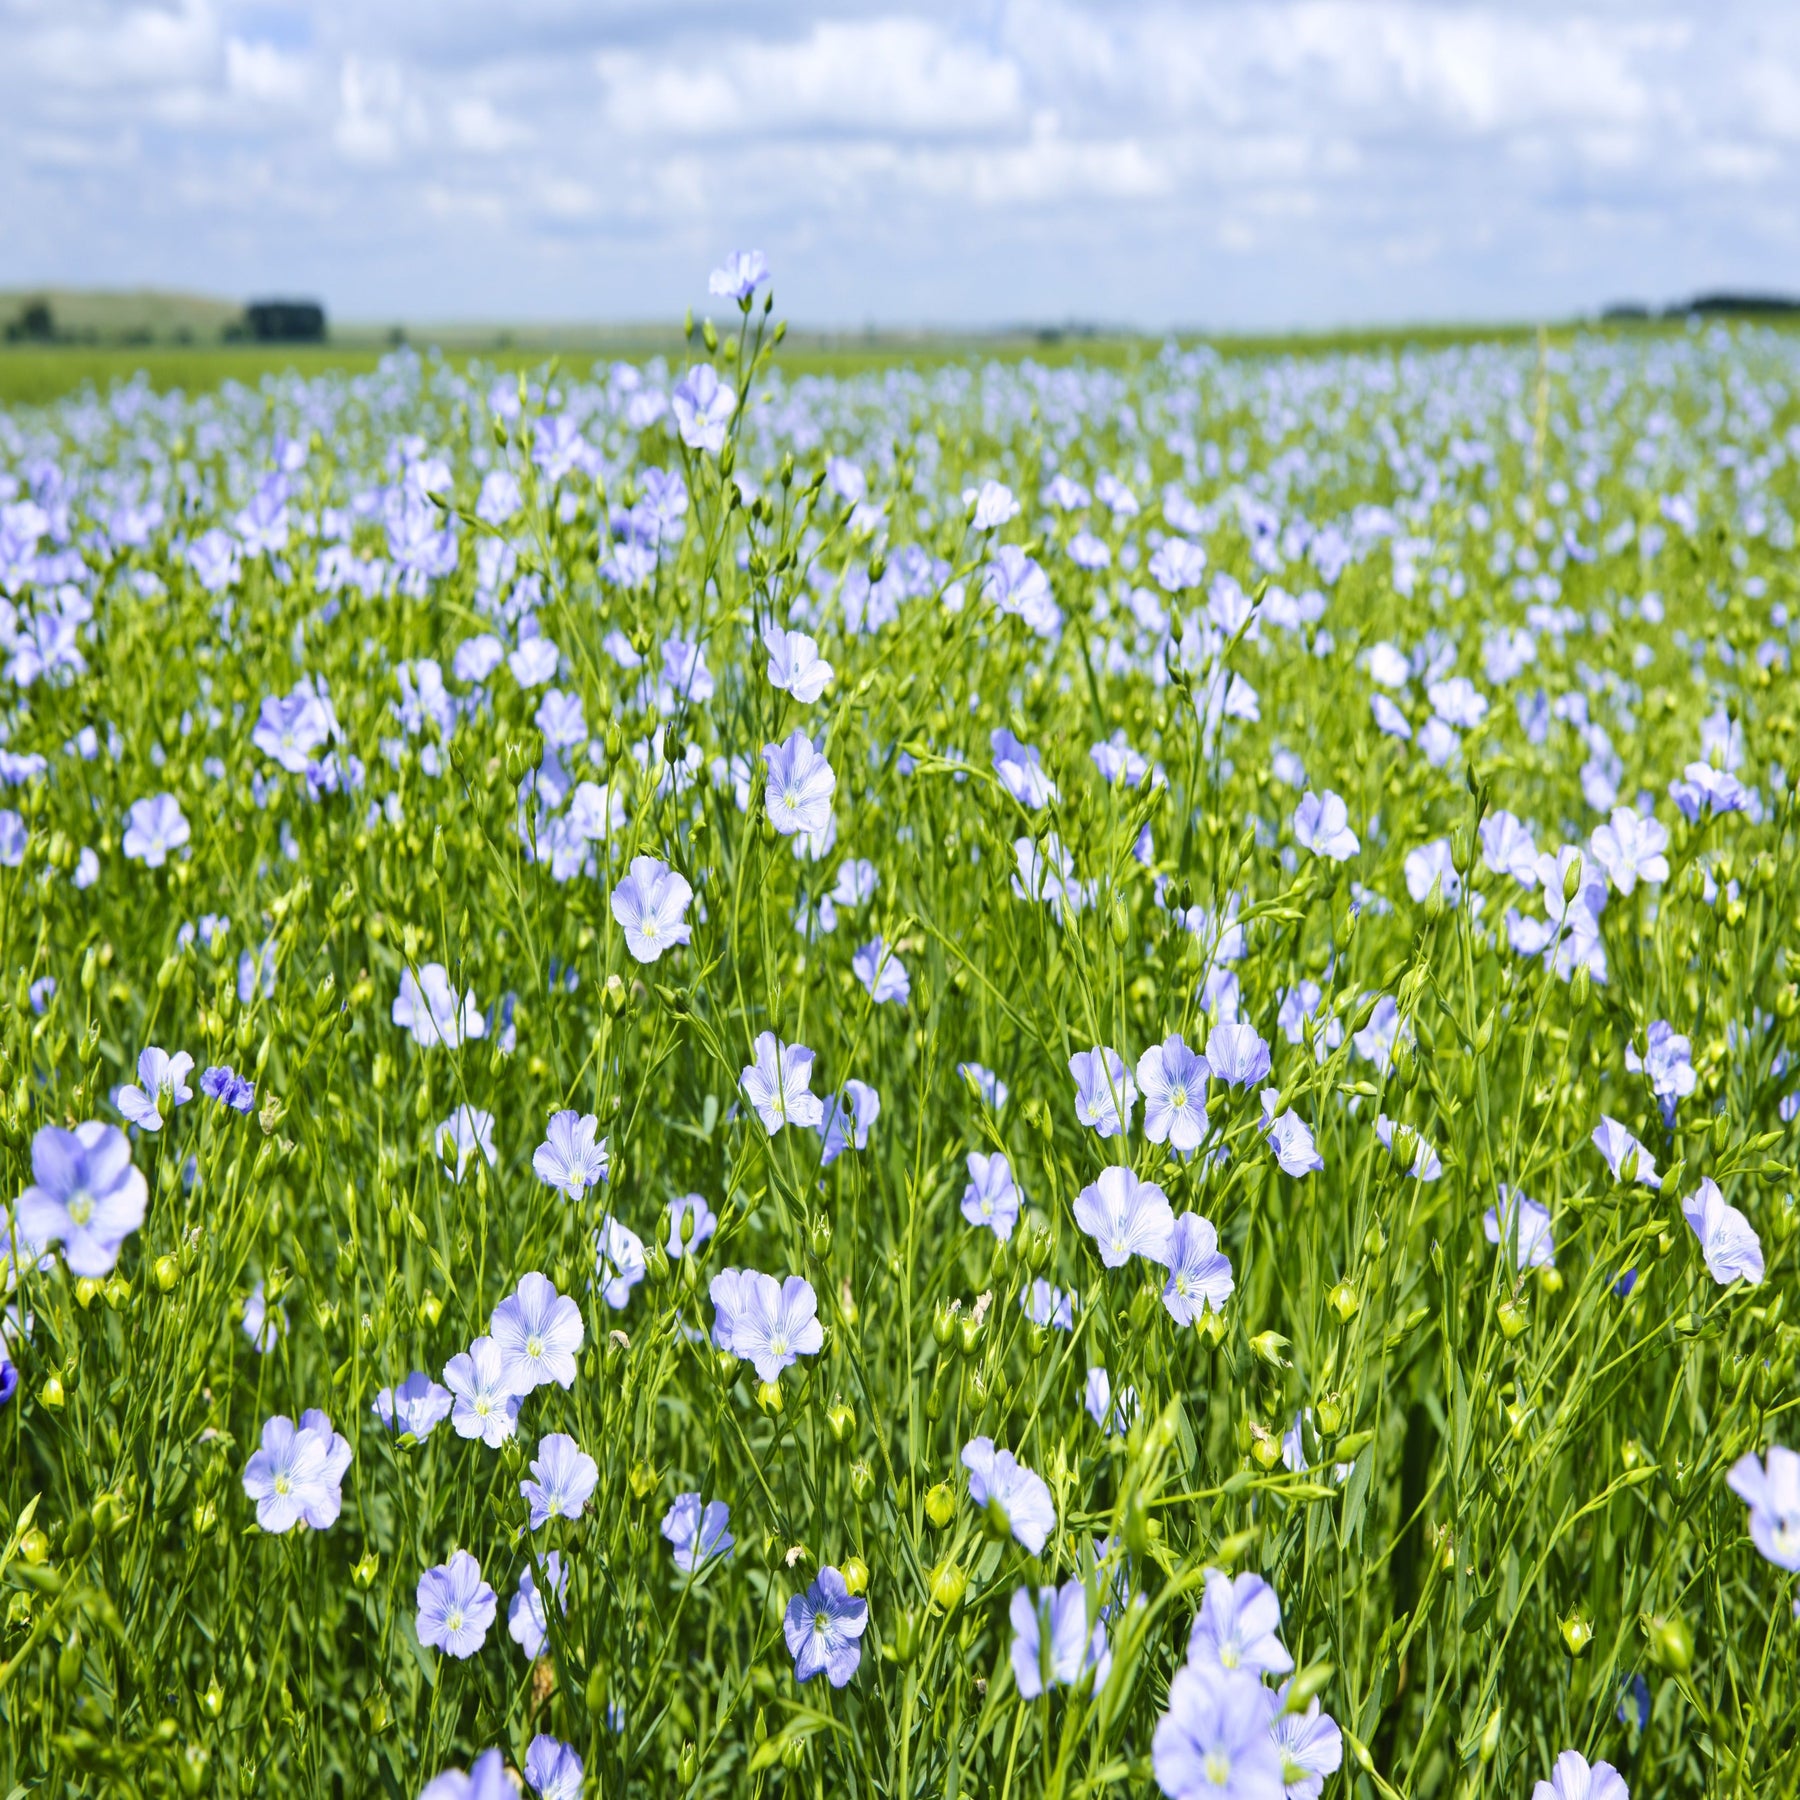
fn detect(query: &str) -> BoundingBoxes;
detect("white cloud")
[0,0,1796,329]
[597,18,1027,139]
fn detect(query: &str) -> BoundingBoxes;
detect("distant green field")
[3,313,1786,409]
[0,318,1695,409]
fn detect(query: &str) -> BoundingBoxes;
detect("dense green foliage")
[1,294,1798,1799]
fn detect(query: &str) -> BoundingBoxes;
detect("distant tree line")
[3,297,328,345]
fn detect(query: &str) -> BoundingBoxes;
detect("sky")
[3,0,1799,333]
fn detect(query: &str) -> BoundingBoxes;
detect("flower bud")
[826,1398,857,1443]
[1643,1610,1693,1673]
[676,1743,699,1785]
[1284,1662,1334,1712]
[809,1214,833,1259]
[756,1380,784,1415]
[1570,963,1591,1010]
[1479,1705,1502,1762]
[1560,1611,1593,1658]
[1496,1297,1530,1340]
[57,1630,84,1691]
[891,1606,926,1665]
[74,1277,102,1311]
[153,1255,179,1292]
[177,1744,211,1796]
[925,1481,956,1528]
[1327,1281,1360,1323]
[417,1289,442,1328]
[19,1527,48,1565]
[841,1556,869,1597]
[849,1460,875,1503]
[933,1299,959,1347]
[1249,1330,1291,1368]
[40,1374,65,1411]
[929,1558,967,1612]
[353,1550,380,1590]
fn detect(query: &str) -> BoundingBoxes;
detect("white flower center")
[446,1607,465,1634]
[768,1333,789,1358]
[67,1190,95,1227]
[1219,1643,1240,1669]
[527,1335,544,1360]
[274,1474,291,1496]
[1172,1086,1187,1109]
[1205,1753,1232,1785]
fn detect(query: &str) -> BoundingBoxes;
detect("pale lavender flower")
[1188,1569,1293,1678]
[666,1193,717,1257]
[784,1566,868,1686]
[444,1336,522,1447]
[1292,791,1359,861]
[817,1078,879,1164]
[1626,1020,1696,1126]
[1270,1683,1344,1800]
[524,1734,584,1800]
[242,1410,352,1532]
[1682,1178,1764,1286]
[593,1213,647,1309]
[509,1553,570,1658]
[490,1272,585,1393]
[709,249,768,300]
[1484,1186,1555,1270]
[1070,1045,1136,1137]
[1205,1021,1270,1089]
[1727,1445,1800,1571]
[1010,1581,1111,1698]
[853,937,910,1004]
[1589,806,1668,895]
[763,731,836,837]
[992,728,1059,809]
[115,1046,194,1132]
[965,479,1020,530]
[372,1372,454,1439]
[1531,1750,1629,1800]
[1671,761,1746,819]
[1153,1665,1284,1800]
[122,793,189,868]
[1074,1165,1175,1268]
[416,1550,497,1658]
[420,1750,512,1800]
[521,1432,599,1528]
[741,1031,825,1133]
[16,1121,147,1277]
[711,1270,824,1381]
[611,855,693,963]
[1592,1115,1661,1188]
[1138,1034,1209,1153]
[1403,838,1460,906]
[961,1151,1019,1241]
[1084,1366,1138,1436]
[393,963,485,1049]
[1261,1096,1323,1178]
[1022,1280,1075,1331]
[1375,1114,1442,1181]
[662,1493,735,1572]
[435,1105,497,1182]
[533,1110,609,1200]
[1162,1214,1234,1324]
[671,364,736,454]
[764,625,834,702]
[1480,810,1539,884]
[963,1437,1055,1553]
